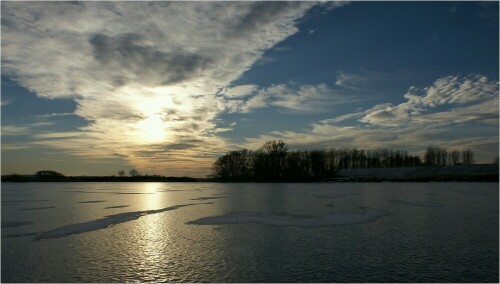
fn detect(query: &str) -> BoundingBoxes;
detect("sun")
[135,115,167,143]
[120,86,183,144]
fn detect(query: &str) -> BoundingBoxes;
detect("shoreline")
[2,164,498,183]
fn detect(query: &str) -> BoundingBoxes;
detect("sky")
[1,1,499,177]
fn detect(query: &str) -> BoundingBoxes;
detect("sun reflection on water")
[134,183,174,282]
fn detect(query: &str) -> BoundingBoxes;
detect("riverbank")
[2,164,497,183]
[0,175,199,183]
[334,164,499,182]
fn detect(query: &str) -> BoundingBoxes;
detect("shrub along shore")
[210,141,498,182]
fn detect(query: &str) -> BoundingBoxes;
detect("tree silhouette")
[129,169,140,177]
[212,150,252,181]
[253,140,288,181]
[449,150,460,165]
[462,149,475,165]
[310,150,327,178]
[210,141,479,182]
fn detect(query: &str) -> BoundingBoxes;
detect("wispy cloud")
[1,143,31,151]
[1,125,30,136]
[33,132,83,139]
[1,99,12,106]
[36,112,75,118]
[242,74,499,163]
[227,82,358,113]
[359,74,498,126]
[2,2,340,175]
[334,69,413,91]
[221,84,258,98]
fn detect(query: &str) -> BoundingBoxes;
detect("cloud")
[36,112,75,118]
[335,72,366,90]
[33,132,83,139]
[2,1,331,176]
[319,112,365,124]
[2,122,55,136]
[404,75,496,106]
[88,33,213,87]
[360,74,499,126]
[228,82,357,113]
[1,125,30,136]
[1,99,12,106]
[242,74,499,163]
[1,144,31,151]
[222,84,258,98]
[334,69,413,91]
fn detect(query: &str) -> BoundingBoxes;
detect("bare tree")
[129,169,140,177]
[424,147,437,166]
[255,140,288,179]
[449,150,460,165]
[212,150,252,181]
[118,170,125,177]
[310,150,327,178]
[461,149,475,165]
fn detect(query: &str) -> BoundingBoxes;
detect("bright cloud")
[360,74,499,126]
[2,1,337,176]
[227,82,355,113]
[222,84,259,98]
[243,74,499,163]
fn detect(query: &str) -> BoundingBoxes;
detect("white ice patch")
[34,203,210,240]
[389,200,442,207]
[187,207,390,227]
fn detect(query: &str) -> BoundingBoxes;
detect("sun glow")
[135,115,168,143]
[117,85,203,144]
[120,87,175,144]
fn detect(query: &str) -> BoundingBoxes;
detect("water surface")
[1,182,498,282]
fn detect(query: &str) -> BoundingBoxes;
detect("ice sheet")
[20,206,55,210]
[3,232,39,238]
[313,192,362,199]
[187,207,390,227]
[1,221,34,228]
[1,199,49,204]
[34,202,211,240]
[389,200,442,207]
[104,205,130,209]
[190,197,225,201]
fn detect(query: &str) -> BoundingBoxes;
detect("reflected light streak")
[137,183,172,281]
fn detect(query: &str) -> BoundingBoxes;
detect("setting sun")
[135,115,167,143]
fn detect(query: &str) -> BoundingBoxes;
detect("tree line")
[211,140,478,182]
[423,146,474,166]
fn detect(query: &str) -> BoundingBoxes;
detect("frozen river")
[1,182,498,282]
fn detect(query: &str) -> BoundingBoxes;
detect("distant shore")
[333,164,499,182]
[1,164,498,183]
[0,175,200,183]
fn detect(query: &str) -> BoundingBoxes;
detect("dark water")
[1,182,498,282]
